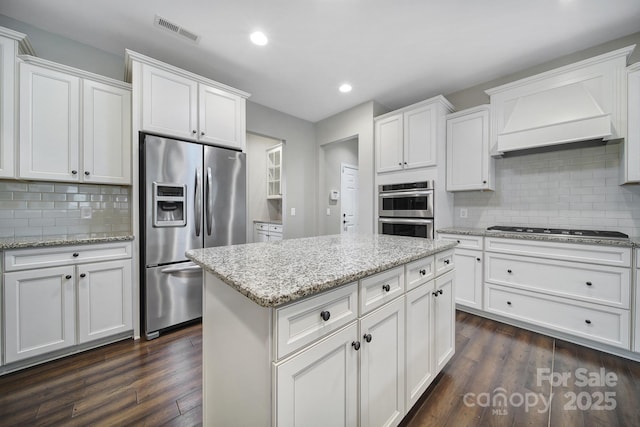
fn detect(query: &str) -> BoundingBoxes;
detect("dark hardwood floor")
[1,311,639,426]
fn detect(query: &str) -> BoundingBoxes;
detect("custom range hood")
[486,45,635,156]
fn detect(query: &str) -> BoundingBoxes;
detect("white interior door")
[340,164,358,234]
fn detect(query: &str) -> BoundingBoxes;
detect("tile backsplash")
[453,143,640,237]
[0,180,131,238]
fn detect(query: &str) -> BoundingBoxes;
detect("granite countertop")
[437,227,640,248]
[186,233,456,308]
[0,232,134,249]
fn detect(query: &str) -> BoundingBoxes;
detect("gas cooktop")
[486,226,629,239]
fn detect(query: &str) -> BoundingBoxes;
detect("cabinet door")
[360,297,406,427]
[375,114,403,173]
[404,104,437,169]
[624,65,640,183]
[0,35,17,178]
[83,79,132,184]
[434,270,455,373]
[454,249,483,309]
[4,266,76,363]
[141,64,197,140]
[446,107,492,191]
[198,84,245,150]
[19,63,80,182]
[275,323,358,427]
[266,145,282,199]
[77,260,132,343]
[405,282,435,410]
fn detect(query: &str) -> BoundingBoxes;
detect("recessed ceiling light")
[250,31,268,46]
[339,83,352,93]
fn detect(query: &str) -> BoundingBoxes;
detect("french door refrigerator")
[141,134,246,339]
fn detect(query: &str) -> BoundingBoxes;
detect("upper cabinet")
[486,46,634,156]
[0,27,34,179]
[622,62,640,184]
[126,50,249,151]
[266,144,282,199]
[446,105,494,191]
[375,96,454,173]
[19,56,131,184]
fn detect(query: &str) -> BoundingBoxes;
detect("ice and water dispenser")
[153,183,187,227]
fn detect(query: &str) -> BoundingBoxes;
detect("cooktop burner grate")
[486,226,629,239]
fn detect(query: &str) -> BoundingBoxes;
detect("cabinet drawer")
[485,253,631,309]
[485,284,630,349]
[275,282,358,360]
[269,224,282,233]
[435,249,455,276]
[360,266,404,314]
[255,222,269,231]
[438,233,483,250]
[4,241,132,271]
[485,237,631,267]
[405,256,434,291]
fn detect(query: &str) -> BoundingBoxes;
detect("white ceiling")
[2,0,640,122]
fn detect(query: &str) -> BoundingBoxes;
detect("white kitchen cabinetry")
[267,144,283,199]
[484,237,632,350]
[127,50,249,151]
[19,56,131,184]
[623,62,640,183]
[446,105,494,191]
[2,242,133,366]
[375,96,454,173]
[434,270,455,372]
[439,234,483,309]
[634,250,640,353]
[0,28,32,179]
[254,222,283,242]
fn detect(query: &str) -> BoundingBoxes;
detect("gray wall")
[319,138,358,235]
[246,102,317,239]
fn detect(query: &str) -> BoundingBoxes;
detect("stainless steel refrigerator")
[141,134,246,339]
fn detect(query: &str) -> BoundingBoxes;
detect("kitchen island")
[186,233,456,427]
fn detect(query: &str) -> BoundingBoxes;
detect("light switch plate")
[291,207,296,216]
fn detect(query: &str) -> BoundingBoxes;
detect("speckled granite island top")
[186,233,456,307]
[0,233,134,249]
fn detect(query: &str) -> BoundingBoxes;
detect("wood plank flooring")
[1,311,639,426]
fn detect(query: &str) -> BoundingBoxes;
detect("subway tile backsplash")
[453,144,640,237]
[0,180,131,239]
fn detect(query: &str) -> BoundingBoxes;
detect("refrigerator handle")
[206,167,213,235]
[195,168,202,237]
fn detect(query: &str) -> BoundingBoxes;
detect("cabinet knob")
[456,240,461,243]
[476,257,481,262]
[419,269,426,276]
[363,333,372,343]
[507,301,512,306]
[438,289,443,295]
[403,161,407,165]
[352,341,361,351]
[382,284,391,292]
[585,319,592,325]
[585,281,592,286]
[398,162,402,166]
[73,253,79,257]
[80,273,86,278]
[201,131,205,136]
[433,291,439,297]
[84,171,90,176]
[483,180,487,184]
[320,310,331,321]
[507,269,512,274]
[192,130,197,134]
[71,170,78,175]
[65,275,72,280]
[444,259,450,265]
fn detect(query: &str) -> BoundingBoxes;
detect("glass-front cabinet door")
[267,144,282,199]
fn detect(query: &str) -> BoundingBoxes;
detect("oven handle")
[379,190,433,198]
[378,217,434,224]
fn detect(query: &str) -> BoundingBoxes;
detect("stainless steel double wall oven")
[378,181,434,238]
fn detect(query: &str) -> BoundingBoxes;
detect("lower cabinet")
[434,271,456,372]
[2,242,133,367]
[438,233,483,309]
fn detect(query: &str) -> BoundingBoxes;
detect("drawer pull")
[586,281,593,286]
[352,341,361,351]
[507,269,512,274]
[444,259,450,265]
[457,240,461,243]
[476,257,481,262]
[585,319,592,325]
[71,170,78,175]
[65,275,72,280]
[363,333,372,343]
[433,291,439,297]
[507,301,512,306]
[84,171,90,176]
[382,284,391,292]
[419,269,426,276]
[80,273,86,278]
[320,311,331,321]
[438,289,443,295]
[73,253,79,257]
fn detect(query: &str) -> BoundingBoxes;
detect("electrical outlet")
[326,208,331,216]
[459,208,468,218]
[81,206,92,219]
[290,207,296,216]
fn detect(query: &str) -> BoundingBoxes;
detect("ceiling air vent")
[154,15,200,44]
